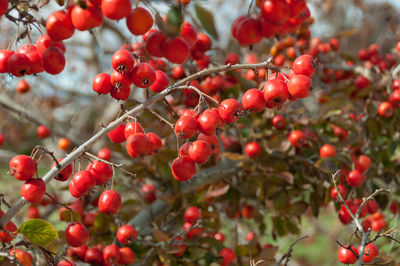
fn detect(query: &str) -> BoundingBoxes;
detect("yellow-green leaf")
[18,219,58,246]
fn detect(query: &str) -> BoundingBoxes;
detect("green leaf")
[18,219,58,246]
[194,3,219,39]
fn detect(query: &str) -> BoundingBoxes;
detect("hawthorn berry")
[9,155,37,181]
[118,247,135,264]
[188,140,212,164]
[320,144,337,158]
[337,245,358,264]
[108,123,126,143]
[86,161,113,185]
[126,133,151,158]
[218,98,242,123]
[346,169,365,187]
[131,62,156,88]
[245,142,262,158]
[126,7,153,35]
[242,89,265,112]
[263,79,289,108]
[292,54,315,77]
[117,224,138,244]
[124,121,144,139]
[149,70,169,93]
[111,49,135,73]
[171,156,196,182]
[65,222,89,247]
[198,108,222,136]
[46,10,75,41]
[101,0,131,20]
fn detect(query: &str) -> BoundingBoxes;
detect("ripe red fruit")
[42,47,65,75]
[117,224,138,244]
[182,222,202,239]
[149,70,169,93]
[358,243,379,263]
[0,0,8,17]
[331,185,347,201]
[188,140,212,164]
[288,130,306,147]
[46,10,75,41]
[146,132,162,154]
[272,114,286,129]
[92,73,112,95]
[103,244,120,263]
[111,49,135,73]
[58,259,76,266]
[126,133,151,158]
[9,249,32,266]
[36,125,51,139]
[71,4,102,31]
[242,89,265,112]
[367,199,379,214]
[371,215,386,231]
[142,183,156,203]
[126,7,153,35]
[292,55,315,77]
[184,206,201,223]
[219,248,236,265]
[70,170,96,195]
[235,17,262,46]
[16,79,30,93]
[65,222,89,247]
[245,142,262,158]
[218,99,242,123]
[162,37,191,64]
[9,155,37,181]
[181,22,197,47]
[0,49,14,73]
[263,79,289,108]
[7,53,31,77]
[261,0,289,24]
[144,30,167,57]
[97,148,111,160]
[131,62,156,88]
[98,190,121,215]
[0,214,17,243]
[389,90,400,108]
[337,245,358,264]
[17,45,42,73]
[346,169,365,187]
[356,155,371,173]
[175,116,198,139]
[377,102,393,118]
[52,159,73,181]
[67,245,87,260]
[171,156,196,181]
[320,144,337,158]
[198,108,221,136]
[86,161,113,185]
[288,75,311,98]
[101,0,131,20]
[27,205,40,219]
[20,178,46,203]
[214,232,225,242]
[225,53,239,65]
[124,121,144,139]
[355,75,370,90]
[179,142,190,157]
[108,123,126,143]
[84,247,103,264]
[118,247,135,264]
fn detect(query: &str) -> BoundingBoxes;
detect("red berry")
[198,108,222,136]
[126,133,151,158]
[9,155,37,181]
[188,140,212,164]
[0,49,14,73]
[218,99,242,123]
[71,4,102,31]
[245,142,262,158]
[358,243,379,263]
[101,0,131,20]
[162,37,190,64]
[292,55,315,77]
[20,178,46,203]
[242,89,265,112]
[52,158,73,182]
[263,79,289,108]
[337,245,358,264]
[288,130,306,147]
[180,22,197,47]
[7,53,31,77]
[142,183,156,203]
[98,190,121,215]
[320,144,337,158]
[0,0,8,17]
[367,199,379,214]
[42,47,65,75]
[103,244,120,263]
[219,248,236,265]
[46,10,75,41]
[58,259,76,266]
[92,73,112,94]
[235,17,262,46]
[355,75,370,90]
[261,0,289,24]
[288,74,311,98]
[144,30,167,57]
[331,185,347,201]
[118,247,135,264]
[36,34,66,56]
[65,222,89,247]
[175,116,198,139]
[146,132,162,154]
[124,121,144,139]
[182,222,202,239]
[97,148,111,160]
[272,114,286,129]
[131,62,156,88]
[108,123,126,143]
[377,102,393,118]
[111,49,135,73]
[184,206,201,223]
[70,170,96,195]
[346,169,365,187]
[356,155,371,173]
[149,70,169,93]
[84,247,103,264]
[171,156,196,181]
[36,125,51,139]
[117,224,138,244]
[126,7,153,35]
[86,161,113,185]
